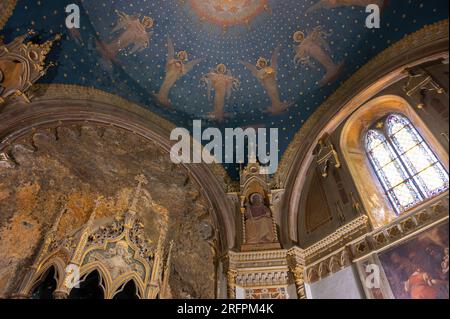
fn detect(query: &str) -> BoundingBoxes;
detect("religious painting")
[379,222,449,299]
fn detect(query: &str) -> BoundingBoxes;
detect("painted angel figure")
[97,11,154,62]
[200,64,240,121]
[307,0,387,13]
[154,38,202,107]
[293,27,344,85]
[241,47,292,115]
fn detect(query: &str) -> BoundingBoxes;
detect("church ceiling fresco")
[0,0,448,178]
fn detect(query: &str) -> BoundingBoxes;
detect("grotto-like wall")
[0,119,220,299]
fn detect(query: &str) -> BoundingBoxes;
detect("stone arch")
[0,84,235,252]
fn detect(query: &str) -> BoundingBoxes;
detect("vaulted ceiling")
[1,0,448,178]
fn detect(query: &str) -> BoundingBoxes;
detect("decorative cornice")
[276,19,449,185]
[302,215,369,264]
[236,271,291,287]
[0,0,17,30]
[350,192,449,261]
[228,250,288,263]
[304,193,449,283]
[228,249,289,270]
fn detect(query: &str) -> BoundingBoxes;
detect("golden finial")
[28,33,61,71]
[87,196,104,227]
[130,174,149,212]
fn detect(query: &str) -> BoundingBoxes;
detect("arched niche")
[340,95,449,228]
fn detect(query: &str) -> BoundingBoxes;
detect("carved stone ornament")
[15,175,174,299]
[0,31,59,106]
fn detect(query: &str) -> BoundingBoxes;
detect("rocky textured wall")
[0,123,217,298]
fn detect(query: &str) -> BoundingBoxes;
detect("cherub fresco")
[200,64,240,121]
[241,47,292,115]
[307,0,387,13]
[96,11,154,63]
[154,38,202,107]
[293,27,344,85]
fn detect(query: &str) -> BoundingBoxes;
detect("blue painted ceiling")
[2,0,448,179]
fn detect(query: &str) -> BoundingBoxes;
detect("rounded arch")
[0,84,235,252]
[340,95,449,227]
[276,20,448,245]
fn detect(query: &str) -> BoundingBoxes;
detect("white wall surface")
[305,266,365,299]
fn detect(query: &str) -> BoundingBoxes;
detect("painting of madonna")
[379,222,449,299]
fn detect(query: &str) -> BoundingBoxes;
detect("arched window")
[365,113,449,214]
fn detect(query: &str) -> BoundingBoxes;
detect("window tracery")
[365,113,449,214]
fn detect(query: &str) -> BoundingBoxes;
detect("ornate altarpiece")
[14,175,174,299]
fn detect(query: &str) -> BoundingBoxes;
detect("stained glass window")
[365,114,449,214]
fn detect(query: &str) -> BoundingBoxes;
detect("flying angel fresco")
[154,38,202,107]
[293,27,344,86]
[97,11,154,63]
[241,47,292,115]
[307,0,387,13]
[200,64,240,122]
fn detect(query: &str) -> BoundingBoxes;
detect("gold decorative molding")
[225,191,449,289]
[350,192,449,261]
[0,0,17,30]
[236,270,291,288]
[276,19,449,185]
[302,215,370,264]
